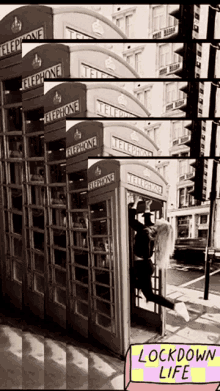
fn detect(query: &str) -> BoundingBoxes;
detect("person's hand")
[133,195,142,208]
[144,199,152,213]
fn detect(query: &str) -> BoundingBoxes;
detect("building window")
[166,83,176,104]
[125,14,133,37]
[177,216,191,238]
[124,51,142,73]
[186,187,194,206]
[153,6,165,32]
[113,9,135,38]
[159,44,170,67]
[135,88,151,111]
[172,121,182,140]
[200,215,208,224]
[135,52,141,74]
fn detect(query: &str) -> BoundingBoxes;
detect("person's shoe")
[174,302,190,322]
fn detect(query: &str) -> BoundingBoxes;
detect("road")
[167,259,220,296]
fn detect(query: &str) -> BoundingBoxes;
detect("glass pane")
[29,161,44,183]
[3,78,22,105]
[31,185,45,206]
[54,249,66,268]
[5,234,10,255]
[96,300,111,318]
[96,313,111,331]
[95,285,110,302]
[33,231,44,251]
[91,219,108,236]
[14,237,23,259]
[4,211,9,232]
[10,162,23,185]
[55,287,66,306]
[75,267,88,285]
[27,135,44,157]
[90,201,107,220]
[74,250,88,267]
[52,208,66,227]
[25,108,44,133]
[11,188,22,210]
[5,107,22,132]
[70,192,87,209]
[94,270,110,286]
[71,212,88,228]
[76,285,88,302]
[49,163,66,183]
[68,170,87,191]
[47,139,66,161]
[72,231,88,249]
[7,136,23,158]
[34,273,44,294]
[76,301,88,318]
[51,187,66,206]
[55,269,66,288]
[32,209,44,230]
[93,253,112,269]
[53,231,66,248]
[34,253,44,273]
[92,237,112,252]
[13,214,22,235]
[3,187,7,207]
[13,261,22,283]
[2,163,6,184]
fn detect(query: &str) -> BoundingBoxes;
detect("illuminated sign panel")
[44,100,80,123]
[127,173,163,195]
[111,136,153,156]
[88,173,115,190]
[66,27,93,39]
[81,63,115,79]
[0,27,44,58]
[66,136,98,157]
[96,100,137,118]
[22,63,62,90]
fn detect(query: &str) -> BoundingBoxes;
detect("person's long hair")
[153,219,175,269]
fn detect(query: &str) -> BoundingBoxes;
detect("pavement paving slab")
[44,338,66,390]
[0,325,22,389]
[22,331,44,389]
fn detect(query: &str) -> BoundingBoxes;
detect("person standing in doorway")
[129,195,189,322]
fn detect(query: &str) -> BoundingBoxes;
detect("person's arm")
[129,195,144,232]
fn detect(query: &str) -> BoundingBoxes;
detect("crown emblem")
[118,94,127,107]
[11,16,22,34]
[130,131,139,142]
[53,91,62,105]
[92,19,104,37]
[105,57,116,72]
[32,54,42,69]
[95,167,101,177]
[74,129,81,141]
[143,168,151,178]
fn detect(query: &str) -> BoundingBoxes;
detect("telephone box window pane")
[76,285,88,302]
[68,170,87,191]
[55,269,66,288]
[49,164,66,183]
[71,212,88,228]
[74,251,88,267]
[53,231,66,248]
[10,162,23,185]
[76,301,88,318]
[32,209,44,230]
[2,163,6,184]
[52,209,66,227]
[8,136,23,158]
[5,107,22,132]
[51,187,66,206]
[90,201,107,220]
[92,237,112,252]
[96,300,111,318]
[54,249,66,269]
[25,108,44,133]
[5,234,10,255]
[3,78,22,104]
[13,261,22,283]
[70,192,88,209]
[55,287,66,306]
[0,137,3,159]
[29,162,44,183]
[96,314,111,331]
[95,285,110,302]
[47,139,66,162]
[94,253,112,269]
[95,270,110,286]
[31,186,45,206]
[13,214,22,235]
[11,189,22,211]
[27,136,44,157]
[3,187,7,207]
[34,274,44,294]
[14,238,23,259]
[4,212,9,232]
[91,220,108,236]
[75,267,88,285]
[33,231,44,251]
[34,253,44,273]
[73,231,88,249]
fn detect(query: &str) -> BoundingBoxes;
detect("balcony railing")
[172,134,191,147]
[165,97,187,112]
[152,24,178,40]
[159,61,183,77]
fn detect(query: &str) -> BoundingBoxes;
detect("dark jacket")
[129,208,155,260]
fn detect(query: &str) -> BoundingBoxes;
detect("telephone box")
[87,159,168,358]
